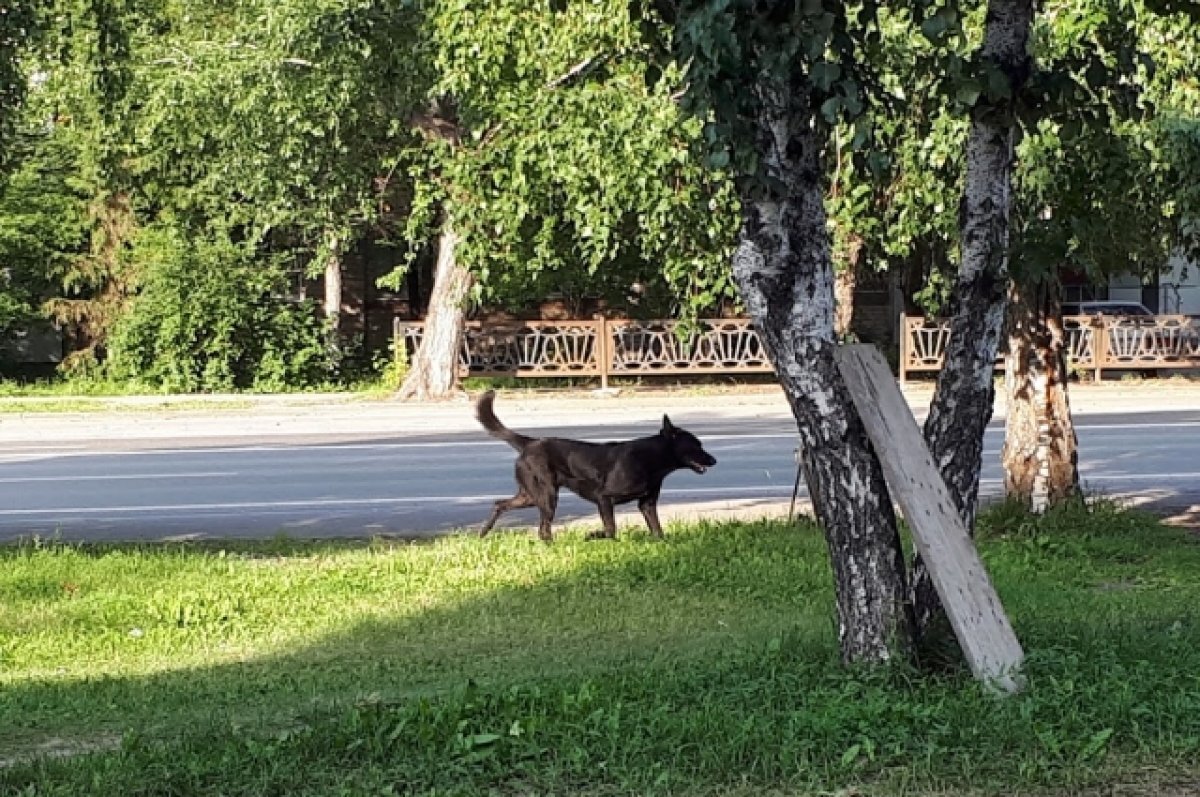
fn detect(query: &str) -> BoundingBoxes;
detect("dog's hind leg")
[479,492,534,537]
[482,458,542,538]
[513,453,559,543]
[534,489,558,542]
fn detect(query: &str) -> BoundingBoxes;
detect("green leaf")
[811,61,841,92]
[920,14,948,43]
[1080,727,1114,760]
[986,67,1012,101]
[468,733,501,747]
[820,96,843,123]
[955,80,983,107]
[707,149,730,169]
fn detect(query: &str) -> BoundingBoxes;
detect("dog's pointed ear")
[661,414,675,436]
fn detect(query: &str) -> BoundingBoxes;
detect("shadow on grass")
[2,514,1200,796]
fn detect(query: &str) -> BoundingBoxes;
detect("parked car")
[1061,300,1155,318]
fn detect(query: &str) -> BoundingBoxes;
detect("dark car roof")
[1063,301,1153,316]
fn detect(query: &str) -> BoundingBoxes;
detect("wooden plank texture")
[835,344,1025,694]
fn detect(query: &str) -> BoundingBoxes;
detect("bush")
[105,227,333,391]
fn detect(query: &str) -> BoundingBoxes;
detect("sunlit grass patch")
[2,506,1198,795]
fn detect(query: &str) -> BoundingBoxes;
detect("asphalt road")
[0,407,1197,541]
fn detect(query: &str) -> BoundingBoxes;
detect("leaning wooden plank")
[834,344,1025,694]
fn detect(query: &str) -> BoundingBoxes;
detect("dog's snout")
[688,451,716,474]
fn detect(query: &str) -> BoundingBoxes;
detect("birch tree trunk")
[1003,279,1080,510]
[913,0,1035,635]
[396,219,471,401]
[734,73,914,665]
[323,233,344,362]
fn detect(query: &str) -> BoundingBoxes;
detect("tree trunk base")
[394,221,471,403]
[1002,279,1080,510]
[395,382,470,403]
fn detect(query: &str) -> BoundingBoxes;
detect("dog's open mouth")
[689,462,709,474]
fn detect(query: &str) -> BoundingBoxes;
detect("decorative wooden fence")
[899,313,1200,384]
[393,317,774,388]
[395,313,1200,386]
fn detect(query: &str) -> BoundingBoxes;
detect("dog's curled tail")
[476,390,532,451]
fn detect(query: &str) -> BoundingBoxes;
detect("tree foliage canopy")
[0,0,1197,388]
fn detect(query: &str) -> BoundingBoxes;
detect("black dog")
[475,390,717,541]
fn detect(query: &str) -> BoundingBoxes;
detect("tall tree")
[393,100,471,401]
[391,0,737,401]
[809,1,1199,523]
[663,0,917,664]
[8,0,138,369]
[0,130,89,337]
[1002,1,1200,510]
[0,2,42,174]
[912,0,1035,634]
[386,0,739,398]
[130,0,427,365]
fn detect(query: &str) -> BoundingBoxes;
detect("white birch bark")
[323,232,344,359]
[733,72,913,664]
[914,0,1035,635]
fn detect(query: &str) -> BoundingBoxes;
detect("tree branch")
[545,55,602,89]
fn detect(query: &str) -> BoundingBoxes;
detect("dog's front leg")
[586,497,618,540]
[638,495,665,538]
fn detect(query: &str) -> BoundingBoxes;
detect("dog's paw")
[585,531,616,541]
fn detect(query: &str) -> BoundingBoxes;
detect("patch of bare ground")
[0,734,122,768]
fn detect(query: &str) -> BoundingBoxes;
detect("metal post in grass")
[835,344,1026,695]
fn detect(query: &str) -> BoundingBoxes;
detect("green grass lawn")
[1,502,1198,796]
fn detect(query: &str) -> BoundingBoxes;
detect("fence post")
[595,315,610,390]
[393,318,405,363]
[1093,319,1106,382]
[898,313,908,386]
